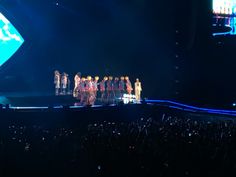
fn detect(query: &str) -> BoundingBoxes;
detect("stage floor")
[0,92,125,107]
[0,92,77,107]
[1,92,236,118]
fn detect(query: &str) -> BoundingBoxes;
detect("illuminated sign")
[122,94,137,104]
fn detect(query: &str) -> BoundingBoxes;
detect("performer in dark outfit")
[113,77,120,99]
[99,76,107,103]
[93,76,99,99]
[79,77,86,105]
[119,76,125,98]
[67,75,71,95]
[106,76,114,103]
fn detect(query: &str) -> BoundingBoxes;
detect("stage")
[0,92,77,107]
[0,92,236,120]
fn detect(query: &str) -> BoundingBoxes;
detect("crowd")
[0,106,236,176]
[82,115,236,177]
[54,71,142,105]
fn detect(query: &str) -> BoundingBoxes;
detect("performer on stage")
[113,77,120,99]
[79,77,86,104]
[119,76,125,98]
[93,76,99,99]
[99,76,107,103]
[125,76,133,95]
[67,75,71,95]
[73,72,81,98]
[61,72,68,95]
[85,76,95,106]
[135,78,142,102]
[54,70,61,95]
[107,76,114,103]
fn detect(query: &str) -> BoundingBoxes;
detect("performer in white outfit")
[61,72,68,95]
[54,70,61,95]
[73,73,81,97]
[135,78,142,102]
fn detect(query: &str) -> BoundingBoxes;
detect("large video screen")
[212,0,236,36]
[0,12,24,66]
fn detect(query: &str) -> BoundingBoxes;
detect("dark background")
[175,0,236,108]
[0,0,235,108]
[0,0,175,99]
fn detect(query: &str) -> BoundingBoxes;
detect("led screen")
[212,0,236,36]
[0,12,24,66]
[213,0,236,15]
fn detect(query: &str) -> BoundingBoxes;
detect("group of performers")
[54,70,142,106]
[54,71,71,95]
